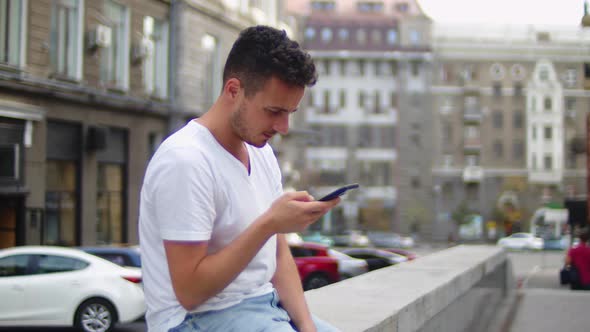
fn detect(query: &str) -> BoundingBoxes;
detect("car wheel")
[304,273,331,291]
[75,298,117,332]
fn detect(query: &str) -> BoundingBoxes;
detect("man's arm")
[164,192,339,311]
[272,234,317,332]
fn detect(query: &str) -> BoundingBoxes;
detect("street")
[0,247,573,332]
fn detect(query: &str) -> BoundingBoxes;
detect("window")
[358,59,365,76]
[493,141,503,158]
[539,67,549,81]
[338,28,348,41]
[311,1,335,11]
[143,16,169,99]
[410,61,420,76]
[513,83,523,97]
[544,126,552,140]
[371,29,382,44]
[565,98,575,111]
[307,90,314,107]
[513,111,523,129]
[356,29,367,44]
[396,2,409,12]
[37,255,88,274]
[532,126,537,140]
[97,163,124,244]
[493,83,502,97]
[321,27,332,42]
[443,155,453,167]
[359,91,366,108]
[339,90,346,108]
[386,29,398,45]
[411,176,420,188]
[0,254,28,276]
[513,141,523,160]
[0,0,26,67]
[339,59,346,75]
[389,61,397,76]
[564,69,577,88]
[465,154,479,166]
[544,97,552,111]
[389,91,397,108]
[409,30,420,45]
[323,59,331,75]
[493,111,503,129]
[50,0,83,79]
[544,155,552,170]
[359,161,392,186]
[45,160,78,246]
[101,0,130,89]
[357,1,384,13]
[373,91,381,113]
[304,27,316,40]
[322,90,332,113]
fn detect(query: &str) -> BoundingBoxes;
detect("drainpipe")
[167,0,180,135]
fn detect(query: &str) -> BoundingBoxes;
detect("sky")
[418,0,586,26]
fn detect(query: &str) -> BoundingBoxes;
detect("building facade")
[431,23,590,240]
[285,0,434,237]
[0,0,291,249]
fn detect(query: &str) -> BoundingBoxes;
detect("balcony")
[528,169,563,184]
[463,108,483,123]
[462,166,483,183]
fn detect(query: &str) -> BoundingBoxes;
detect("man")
[139,26,341,332]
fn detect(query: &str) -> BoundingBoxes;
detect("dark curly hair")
[223,25,317,97]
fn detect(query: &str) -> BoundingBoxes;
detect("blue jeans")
[168,290,340,332]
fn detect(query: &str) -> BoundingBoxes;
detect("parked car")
[340,248,408,271]
[289,243,340,290]
[79,245,141,268]
[302,231,335,247]
[0,246,145,332]
[382,248,418,261]
[331,230,370,247]
[367,231,415,248]
[497,232,544,250]
[327,249,369,279]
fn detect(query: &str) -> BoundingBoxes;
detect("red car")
[289,242,340,290]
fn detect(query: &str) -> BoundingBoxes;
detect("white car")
[497,233,544,250]
[0,246,145,332]
[328,249,369,279]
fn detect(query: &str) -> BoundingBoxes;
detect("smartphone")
[318,183,360,202]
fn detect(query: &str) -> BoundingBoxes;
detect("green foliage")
[451,201,474,225]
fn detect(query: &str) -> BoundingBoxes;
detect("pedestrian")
[139,25,341,332]
[565,229,590,290]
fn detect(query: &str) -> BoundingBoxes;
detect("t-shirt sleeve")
[151,147,216,242]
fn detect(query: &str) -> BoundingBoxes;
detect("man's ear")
[224,78,242,100]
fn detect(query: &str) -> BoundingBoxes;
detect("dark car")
[79,245,141,268]
[341,248,408,271]
[289,243,340,290]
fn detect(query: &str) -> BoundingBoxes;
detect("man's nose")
[273,114,289,135]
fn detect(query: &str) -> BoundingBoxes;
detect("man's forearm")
[272,235,316,332]
[166,213,275,310]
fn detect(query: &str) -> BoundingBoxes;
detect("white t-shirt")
[139,121,283,332]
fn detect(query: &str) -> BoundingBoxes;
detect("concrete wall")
[305,245,514,332]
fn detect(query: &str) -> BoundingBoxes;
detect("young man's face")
[231,76,304,148]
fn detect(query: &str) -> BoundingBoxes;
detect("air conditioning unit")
[88,24,112,49]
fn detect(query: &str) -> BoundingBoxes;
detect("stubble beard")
[231,102,266,148]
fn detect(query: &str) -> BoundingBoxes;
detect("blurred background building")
[284,0,434,237]
[430,22,590,240]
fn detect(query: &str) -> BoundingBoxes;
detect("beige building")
[431,22,590,240]
[0,0,172,248]
[0,0,291,248]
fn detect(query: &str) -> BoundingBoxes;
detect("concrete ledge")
[305,245,511,332]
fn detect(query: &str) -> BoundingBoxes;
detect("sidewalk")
[506,266,590,332]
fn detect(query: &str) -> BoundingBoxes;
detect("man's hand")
[263,191,340,234]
